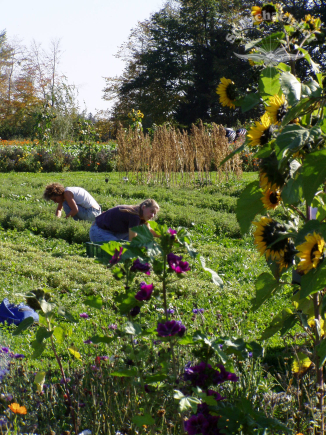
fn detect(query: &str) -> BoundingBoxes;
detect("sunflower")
[251,6,262,25]
[261,4,278,22]
[261,184,281,210]
[253,217,288,260]
[259,171,273,190]
[8,403,27,415]
[265,94,287,124]
[277,241,296,272]
[216,78,237,109]
[296,232,325,274]
[248,113,273,147]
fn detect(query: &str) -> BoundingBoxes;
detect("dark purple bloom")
[214,364,239,384]
[108,324,117,330]
[207,390,225,402]
[110,247,123,265]
[130,258,151,275]
[184,414,209,435]
[167,308,175,314]
[135,282,154,301]
[1,348,9,354]
[193,308,198,314]
[248,352,253,358]
[13,354,25,359]
[84,339,93,344]
[199,308,205,314]
[202,415,222,435]
[130,306,141,317]
[157,320,186,337]
[79,313,89,319]
[167,252,190,274]
[184,362,238,389]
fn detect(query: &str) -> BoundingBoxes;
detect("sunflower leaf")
[301,149,326,205]
[236,181,265,235]
[259,67,280,99]
[280,71,301,105]
[252,273,281,311]
[316,339,326,368]
[300,262,326,298]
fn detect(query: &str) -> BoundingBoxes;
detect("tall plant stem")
[163,255,168,321]
[48,320,78,435]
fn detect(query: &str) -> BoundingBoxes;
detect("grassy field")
[0,172,297,434]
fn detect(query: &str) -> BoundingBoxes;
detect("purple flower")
[80,313,89,319]
[1,348,9,354]
[207,389,225,401]
[184,414,208,435]
[199,308,205,314]
[108,324,117,330]
[130,258,151,275]
[110,247,123,265]
[135,282,154,301]
[167,308,175,314]
[84,339,93,344]
[184,362,238,389]
[248,352,253,358]
[168,228,177,235]
[100,356,109,361]
[167,252,190,274]
[130,306,141,317]
[157,320,186,337]
[13,354,25,359]
[192,308,198,314]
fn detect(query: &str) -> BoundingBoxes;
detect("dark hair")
[119,199,160,220]
[43,183,65,200]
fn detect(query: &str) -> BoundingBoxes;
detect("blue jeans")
[63,202,101,222]
[89,222,129,243]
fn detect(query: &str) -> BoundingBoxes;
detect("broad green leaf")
[199,256,223,287]
[259,67,280,99]
[132,414,155,428]
[58,307,77,323]
[100,241,123,256]
[90,335,114,344]
[317,339,326,368]
[246,341,263,358]
[296,46,320,74]
[275,125,310,158]
[110,368,138,377]
[68,346,82,361]
[281,172,303,206]
[130,224,162,258]
[301,80,322,98]
[301,150,326,205]
[35,327,53,343]
[211,342,229,363]
[173,390,184,400]
[238,93,261,112]
[280,314,297,335]
[280,98,310,127]
[178,336,194,345]
[179,396,201,412]
[252,273,280,311]
[84,295,103,310]
[148,220,167,237]
[312,194,326,222]
[260,308,294,340]
[124,321,142,335]
[301,262,326,298]
[145,374,167,383]
[12,316,34,336]
[114,288,139,314]
[40,299,53,314]
[31,340,46,358]
[236,181,265,234]
[280,71,301,105]
[53,326,65,344]
[291,351,312,375]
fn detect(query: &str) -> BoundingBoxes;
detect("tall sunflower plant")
[219,5,326,430]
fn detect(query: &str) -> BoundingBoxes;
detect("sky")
[2,0,165,115]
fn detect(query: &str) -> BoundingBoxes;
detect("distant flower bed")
[0,141,117,172]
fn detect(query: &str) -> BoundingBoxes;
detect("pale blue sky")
[2,0,164,115]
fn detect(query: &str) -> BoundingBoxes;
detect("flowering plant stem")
[48,319,78,435]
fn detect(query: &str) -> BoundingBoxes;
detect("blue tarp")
[0,298,39,326]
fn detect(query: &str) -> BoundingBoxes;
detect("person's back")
[65,187,100,210]
[95,205,140,233]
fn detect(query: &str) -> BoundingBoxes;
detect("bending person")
[89,199,159,242]
[43,183,101,222]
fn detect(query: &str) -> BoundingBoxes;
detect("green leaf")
[238,93,261,112]
[130,225,162,258]
[301,150,326,205]
[236,181,265,234]
[124,321,142,336]
[280,98,311,127]
[35,327,53,343]
[178,335,194,345]
[31,340,46,358]
[301,262,326,298]
[110,368,138,377]
[280,71,301,105]
[40,299,53,314]
[246,341,263,358]
[145,374,167,383]
[100,241,123,256]
[198,256,223,287]
[252,273,281,311]
[132,414,155,428]
[317,339,326,368]
[281,171,303,206]
[312,194,326,222]
[292,351,312,375]
[114,288,139,314]
[179,396,201,412]
[275,125,310,159]
[259,67,280,99]
[84,295,103,310]
[34,371,46,392]
[260,308,294,340]
[301,80,322,98]
[12,316,35,335]
[57,307,78,323]
[90,335,114,344]
[53,326,65,344]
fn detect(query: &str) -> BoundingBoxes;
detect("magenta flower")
[135,282,154,301]
[168,228,177,235]
[184,414,208,435]
[157,320,186,337]
[108,324,117,330]
[79,313,89,319]
[83,339,93,344]
[110,247,123,265]
[184,362,238,389]
[130,258,151,275]
[167,252,190,274]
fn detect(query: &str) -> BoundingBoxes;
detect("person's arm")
[145,222,160,237]
[129,228,137,241]
[55,203,63,217]
[63,191,79,218]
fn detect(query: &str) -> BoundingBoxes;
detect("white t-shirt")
[65,187,100,210]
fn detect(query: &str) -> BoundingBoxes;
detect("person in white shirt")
[43,183,101,222]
